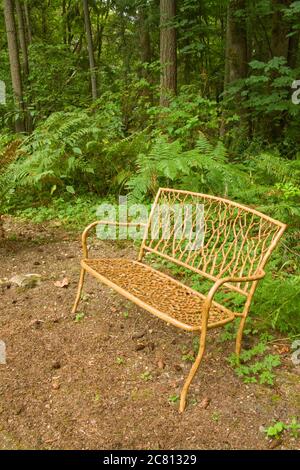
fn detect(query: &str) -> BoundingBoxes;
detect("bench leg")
[235,316,247,358]
[72,268,86,315]
[179,334,206,413]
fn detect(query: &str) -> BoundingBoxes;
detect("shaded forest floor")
[0,217,299,450]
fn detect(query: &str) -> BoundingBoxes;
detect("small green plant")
[74,312,85,322]
[192,336,199,353]
[12,195,102,230]
[189,397,198,406]
[286,417,300,438]
[168,394,180,404]
[81,293,91,302]
[182,353,195,362]
[123,311,129,319]
[228,337,281,385]
[264,416,300,439]
[218,322,236,343]
[116,357,125,365]
[275,182,300,201]
[140,371,152,381]
[265,418,300,440]
[94,392,101,402]
[265,421,285,439]
[211,411,220,422]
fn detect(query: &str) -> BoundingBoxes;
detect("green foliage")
[140,371,152,381]
[265,417,300,439]
[168,394,180,404]
[11,196,101,230]
[74,312,85,323]
[225,57,300,152]
[26,44,91,120]
[253,271,300,334]
[0,100,124,201]
[228,336,281,386]
[192,336,200,353]
[265,421,285,439]
[148,86,219,145]
[211,412,220,422]
[116,357,125,365]
[287,417,300,438]
[127,133,247,201]
[182,353,195,363]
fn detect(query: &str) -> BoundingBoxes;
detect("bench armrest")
[81,220,147,258]
[201,269,266,328]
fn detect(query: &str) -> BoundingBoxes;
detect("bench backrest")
[139,188,286,296]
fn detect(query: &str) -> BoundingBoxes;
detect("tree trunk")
[221,0,248,137]
[139,7,151,68]
[270,0,299,67]
[62,0,67,44]
[82,0,97,100]
[287,31,300,68]
[15,0,29,77]
[96,0,110,62]
[15,0,32,133]
[24,0,32,44]
[3,0,25,133]
[269,1,297,139]
[138,5,152,102]
[160,0,177,107]
[41,0,48,40]
[271,0,290,58]
[224,0,248,86]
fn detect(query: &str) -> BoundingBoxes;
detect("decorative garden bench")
[72,188,286,412]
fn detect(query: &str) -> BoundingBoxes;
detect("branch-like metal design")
[72,189,286,412]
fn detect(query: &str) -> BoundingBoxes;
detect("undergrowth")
[12,196,104,230]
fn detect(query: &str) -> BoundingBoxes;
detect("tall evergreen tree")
[82,0,97,100]
[3,0,25,132]
[160,0,177,106]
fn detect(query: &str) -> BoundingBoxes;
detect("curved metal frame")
[72,189,286,412]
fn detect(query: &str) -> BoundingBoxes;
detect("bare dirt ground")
[0,217,299,450]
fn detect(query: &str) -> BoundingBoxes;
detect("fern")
[1,105,124,198]
[254,272,300,334]
[127,133,248,201]
[250,152,300,184]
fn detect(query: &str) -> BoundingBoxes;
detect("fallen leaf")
[157,359,165,369]
[54,277,69,288]
[132,330,146,340]
[274,345,290,355]
[199,397,210,409]
[269,438,283,449]
[51,360,61,370]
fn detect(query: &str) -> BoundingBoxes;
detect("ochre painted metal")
[72,188,286,412]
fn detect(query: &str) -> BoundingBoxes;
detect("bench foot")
[235,316,247,358]
[179,339,206,413]
[72,268,86,315]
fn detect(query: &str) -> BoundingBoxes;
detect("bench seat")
[82,258,236,331]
